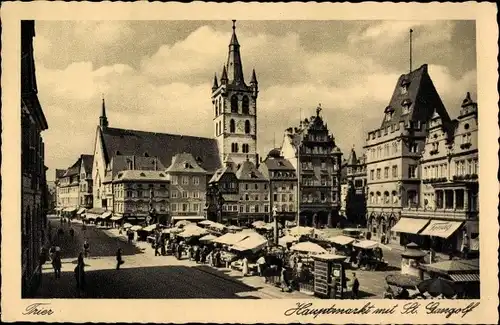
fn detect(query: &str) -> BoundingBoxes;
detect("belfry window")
[242,96,249,114]
[230,119,235,133]
[231,95,238,113]
[245,120,251,134]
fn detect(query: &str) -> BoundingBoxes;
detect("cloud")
[73,21,134,45]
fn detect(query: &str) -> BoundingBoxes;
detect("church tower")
[212,20,258,166]
[99,96,109,129]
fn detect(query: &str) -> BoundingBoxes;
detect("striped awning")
[449,273,480,282]
[391,218,430,234]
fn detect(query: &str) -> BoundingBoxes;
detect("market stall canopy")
[422,259,479,274]
[327,235,356,246]
[288,226,315,237]
[162,227,182,234]
[212,232,249,246]
[353,240,392,250]
[123,223,133,229]
[227,225,242,231]
[199,234,218,242]
[386,274,421,289]
[209,222,226,231]
[312,253,348,262]
[175,220,192,228]
[391,218,430,234]
[198,220,215,226]
[231,233,268,252]
[143,224,159,232]
[420,220,463,239]
[285,221,297,227]
[178,225,208,238]
[110,215,123,221]
[85,214,98,220]
[64,207,77,213]
[290,241,327,254]
[278,235,298,247]
[252,221,267,229]
[76,208,86,215]
[100,211,112,219]
[130,225,143,231]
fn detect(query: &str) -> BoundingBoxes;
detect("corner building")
[364,64,452,244]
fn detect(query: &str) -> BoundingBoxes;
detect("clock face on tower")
[237,120,245,133]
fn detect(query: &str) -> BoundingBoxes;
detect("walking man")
[74,257,86,295]
[116,248,124,270]
[351,272,360,299]
[83,240,90,258]
[52,250,62,279]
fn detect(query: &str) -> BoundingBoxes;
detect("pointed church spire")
[226,20,245,85]
[250,68,258,85]
[221,65,228,84]
[99,95,109,129]
[212,73,219,91]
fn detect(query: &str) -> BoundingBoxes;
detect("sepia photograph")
[3,2,498,324]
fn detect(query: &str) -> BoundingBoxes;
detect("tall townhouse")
[341,148,367,226]
[281,106,343,227]
[259,149,298,224]
[78,155,94,210]
[207,157,240,223]
[166,153,208,224]
[399,92,479,254]
[21,20,49,297]
[364,64,452,244]
[235,160,269,224]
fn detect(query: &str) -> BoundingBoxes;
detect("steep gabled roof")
[381,64,451,128]
[114,170,169,182]
[100,127,221,173]
[166,152,207,174]
[55,169,66,179]
[236,160,267,181]
[80,154,94,174]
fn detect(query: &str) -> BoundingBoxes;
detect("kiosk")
[313,254,347,299]
[401,242,426,279]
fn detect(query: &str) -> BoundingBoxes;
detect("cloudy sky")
[33,20,476,181]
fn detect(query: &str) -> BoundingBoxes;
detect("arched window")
[242,96,249,114]
[230,119,235,133]
[219,100,222,114]
[391,191,398,204]
[376,191,382,204]
[384,191,390,203]
[242,144,249,153]
[215,101,218,116]
[245,120,251,134]
[370,192,374,204]
[231,95,238,113]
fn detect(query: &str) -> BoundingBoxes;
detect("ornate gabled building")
[235,159,269,224]
[364,64,452,244]
[21,20,49,297]
[207,157,240,223]
[280,106,343,228]
[399,92,479,254]
[259,149,298,223]
[212,21,259,166]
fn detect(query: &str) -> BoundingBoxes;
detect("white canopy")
[130,225,143,231]
[353,240,392,250]
[178,225,208,238]
[288,226,315,237]
[290,241,327,254]
[227,225,242,231]
[162,227,182,234]
[100,211,112,219]
[252,220,267,228]
[64,207,77,213]
[111,215,123,221]
[199,234,218,242]
[175,220,192,228]
[209,222,226,231]
[231,233,268,252]
[198,220,215,226]
[123,223,133,229]
[278,235,299,247]
[143,224,158,232]
[328,235,356,246]
[76,208,86,215]
[212,232,249,246]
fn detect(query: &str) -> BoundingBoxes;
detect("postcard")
[1,1,498,324]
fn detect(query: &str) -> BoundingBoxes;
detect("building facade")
[235,160,269,223]
[21,20,49,297]
[399,92,479,253]
[112,170,170,225]
[364,64,452,243]
[281,106,343,228]
[166,153,208,224]
[341,148,367,226]
[207,158,240,223]
[259,149,298,223]
[78,155,94,209]
[212,21,259,166]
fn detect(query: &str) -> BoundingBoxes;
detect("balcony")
[452,174,478,181]
[422,177,447,184]
[402,206,478,221]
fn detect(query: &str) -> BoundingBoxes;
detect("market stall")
[351,240,390,270]
[313,254,348,299]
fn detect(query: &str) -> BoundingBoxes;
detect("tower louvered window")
[231,95,238,113]
[242,96,249,114]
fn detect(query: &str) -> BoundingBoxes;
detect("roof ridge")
[105,126,214,141]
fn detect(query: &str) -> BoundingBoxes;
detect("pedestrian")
[351,272,360,299]
[461,233,470,259]
[83,240,90,258]
[380,233,386,245]
[52,251,62,279]
[116,248,124,270]
[154,236,160,256]
[257,255,266,277]
[77,252,84,266]
[280,267,290,292]
[49,244,56,261]
[242,256,249,276]
[74,259,86,293]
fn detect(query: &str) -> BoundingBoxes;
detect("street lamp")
[292,127,304,227]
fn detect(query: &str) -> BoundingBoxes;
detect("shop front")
[391,217,431,247]
[419,220,464,253]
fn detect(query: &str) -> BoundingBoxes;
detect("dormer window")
[400,78,410,94]
[401,99,412,115]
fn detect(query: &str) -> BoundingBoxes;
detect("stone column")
[453,190,457,209]
[442,190,446,210]
[464,189,469,210]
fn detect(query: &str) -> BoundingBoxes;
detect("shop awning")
[99,211,112,219]
[420,220,463,239]
[64,207,77,213]
[391,218,430,234]
[111,215,123,221]
[85,214,98,220]
[449,273,480,283]
[171,215,206,221]
[76,208,86,215]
